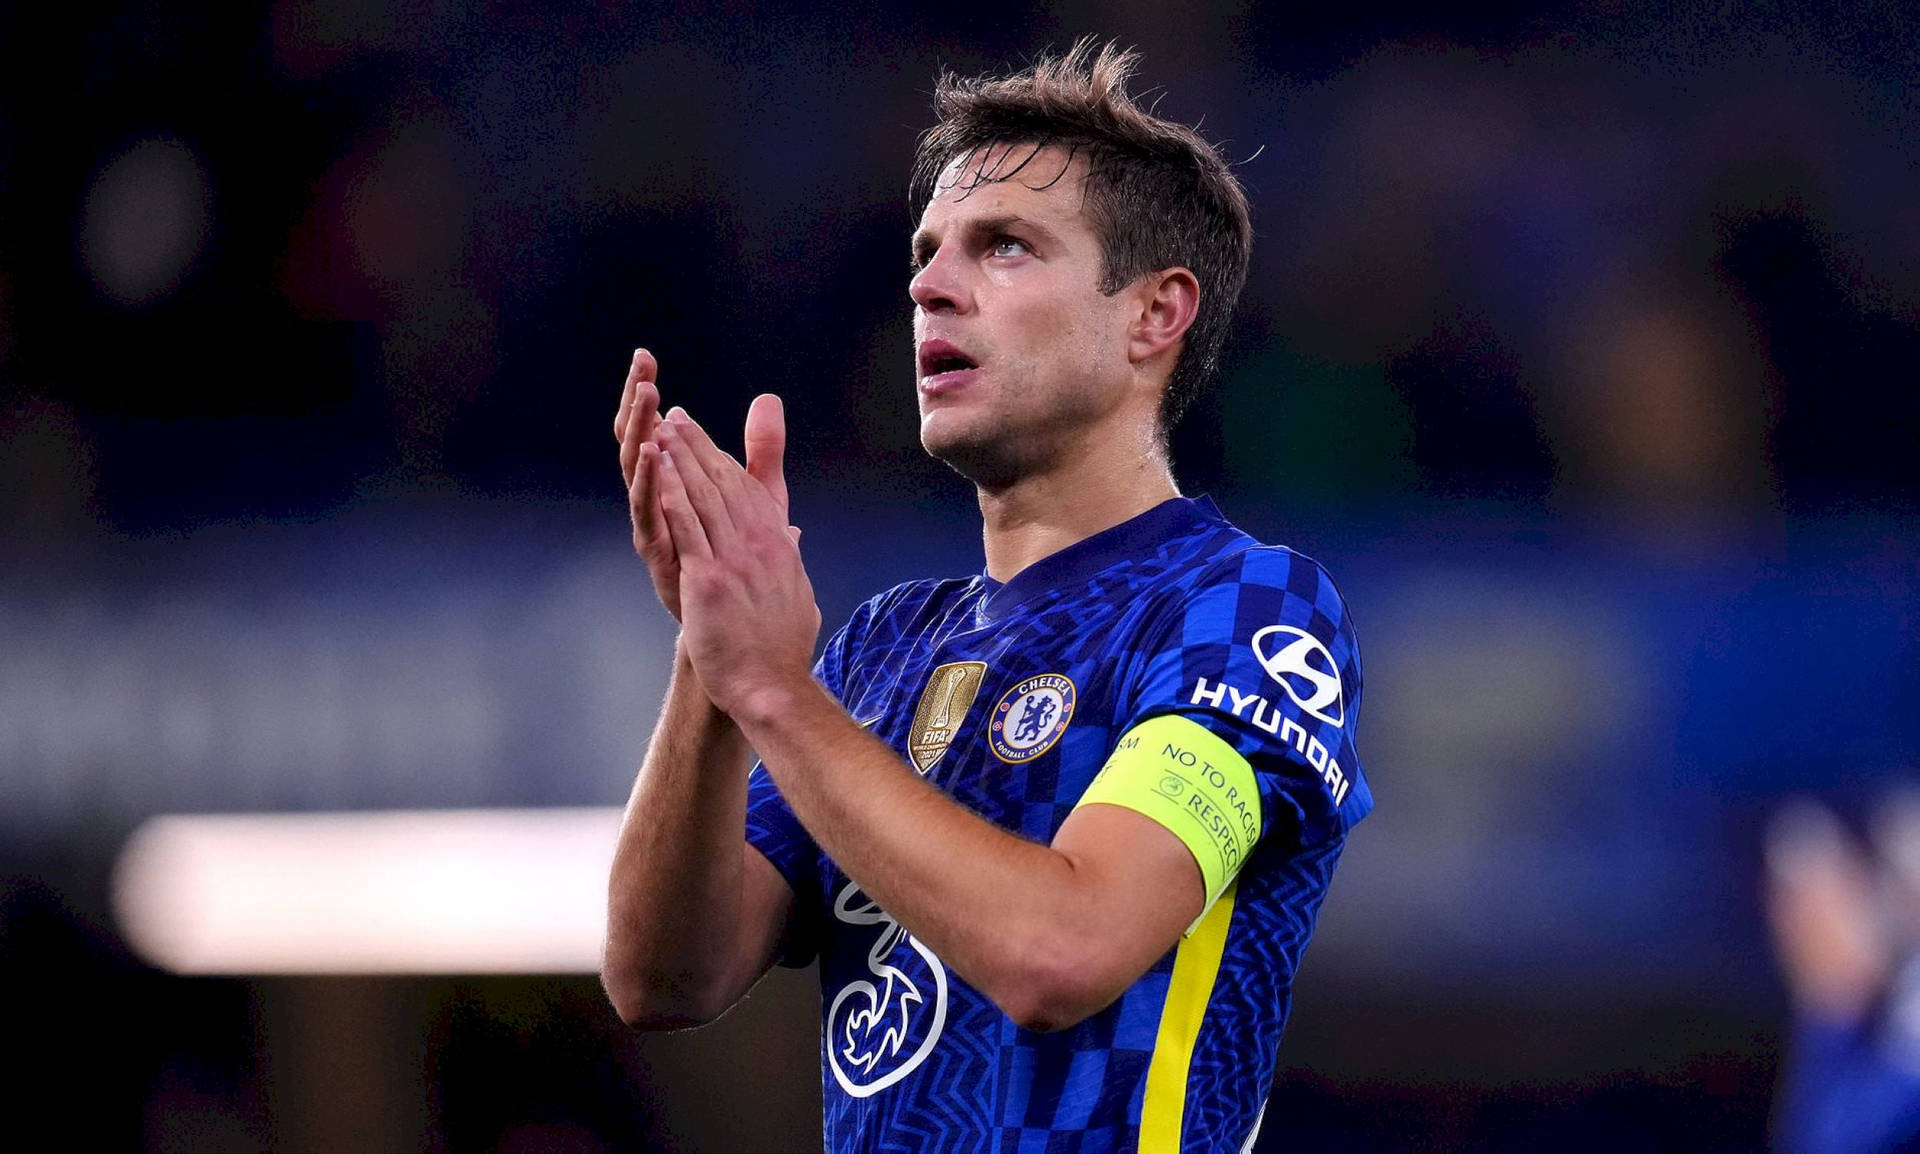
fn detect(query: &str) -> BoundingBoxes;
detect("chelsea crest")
[988,674,1076,763]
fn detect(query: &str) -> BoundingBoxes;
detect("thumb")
[744,392,789,513]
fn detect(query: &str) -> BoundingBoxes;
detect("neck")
[977,423,1180,582]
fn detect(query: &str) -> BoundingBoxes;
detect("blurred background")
[3,0,1918,1149]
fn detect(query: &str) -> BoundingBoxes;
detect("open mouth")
[917,340,978,381]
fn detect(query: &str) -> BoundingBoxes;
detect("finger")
[658,420,738,548]
[654,443,712,562]
[665,407,745,472]
[620,377,662,490]
[664,408,756,522]
[613,355,636,442]
[744,393,789,514]
[629,443,675,561]
[613,348,657,442]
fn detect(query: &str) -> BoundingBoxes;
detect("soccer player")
[602,41,1373,1151]
[1767,797,1920,1153]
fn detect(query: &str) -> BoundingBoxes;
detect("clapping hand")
[615,349,794,623]
[651,397,820,722]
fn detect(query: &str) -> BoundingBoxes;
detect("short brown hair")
[911,39,1253,432]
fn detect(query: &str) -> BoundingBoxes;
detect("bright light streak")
[112,808,624,974]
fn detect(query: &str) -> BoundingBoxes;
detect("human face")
[909,144,1140,488]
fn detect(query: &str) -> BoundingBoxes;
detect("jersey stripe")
[1140,881,1237,1149]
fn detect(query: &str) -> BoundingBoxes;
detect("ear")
[1126,268,1201,368]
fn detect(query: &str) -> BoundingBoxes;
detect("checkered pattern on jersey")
[991,959,1166,1152]
[1182,836,1344,1149]
[741,498,1371,1152]
[1122,544,1372,847]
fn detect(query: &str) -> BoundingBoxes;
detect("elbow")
[600,951,729,1032]
[603,981,709,1032]
[999,977,1111,1035]
[992,932,1121,1034]
[1003,998,1092,1036]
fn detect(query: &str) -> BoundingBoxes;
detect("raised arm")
[652,406,1211,1032]
[600,352,799,1029]
[603,647,796,1028]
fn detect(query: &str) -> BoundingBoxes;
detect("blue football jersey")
[746,496,1372,1152]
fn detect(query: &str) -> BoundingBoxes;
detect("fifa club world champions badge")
[988,673,1076,763]
[907,661,988,774]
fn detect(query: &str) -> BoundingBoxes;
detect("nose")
[908,244,967,315]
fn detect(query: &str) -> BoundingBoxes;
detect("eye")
[990,236,1031,259]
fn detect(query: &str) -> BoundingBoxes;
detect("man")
[1767,796,1920,1153]
[602,41,1372,1151]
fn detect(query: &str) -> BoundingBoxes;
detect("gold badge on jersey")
[907,661,987,774]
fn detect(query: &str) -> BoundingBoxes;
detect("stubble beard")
[919,394,1022,489]
[920,378,1110,495]
[924,422,1032,493]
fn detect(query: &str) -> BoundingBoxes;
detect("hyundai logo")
[1250,625,1345,727]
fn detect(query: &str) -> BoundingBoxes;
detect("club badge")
[907,661,988,774]
[988,674,1076,763]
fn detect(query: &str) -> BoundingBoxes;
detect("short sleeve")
[743,598,870,967]
[744,763,821,968]
[1119,546,1371,849]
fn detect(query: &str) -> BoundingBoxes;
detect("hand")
[1765,799,1888,1024]
[653,398,820,720]
[615,350,791,621]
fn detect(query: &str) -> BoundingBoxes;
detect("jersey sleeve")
[743,597,870,967]
[744,764,821,968]
[1117,545,1372,852]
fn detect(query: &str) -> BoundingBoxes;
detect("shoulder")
[1211,545,1358,641]
[1134,539,1373,835]
[1147,538,1360,649]
[1131,505,1351,607]
[1192,541,1349,604]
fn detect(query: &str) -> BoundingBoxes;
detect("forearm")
[644,404,1159,1029]
[736,679,1093,1027]
[603,640,758,1025]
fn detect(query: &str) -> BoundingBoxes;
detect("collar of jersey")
[976,495,1226,624]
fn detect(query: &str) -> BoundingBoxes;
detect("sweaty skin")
[603,146,1216,1033]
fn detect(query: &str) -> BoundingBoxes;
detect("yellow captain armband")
[1073,714,1263,928]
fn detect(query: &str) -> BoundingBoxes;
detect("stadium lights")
[111,808,624,974]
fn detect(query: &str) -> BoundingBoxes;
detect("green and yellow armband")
[1073,714,1263,924]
